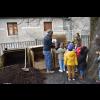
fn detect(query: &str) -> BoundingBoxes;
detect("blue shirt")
[43,35,53,51]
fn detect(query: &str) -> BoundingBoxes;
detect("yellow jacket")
[64,50,78,66]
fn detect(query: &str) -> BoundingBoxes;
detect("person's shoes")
[46,70,50,73]
[66,71,68,74]
[68,78,71,81]
[59,69,63,72]
[49,70,55,73]
[72,78,75,81]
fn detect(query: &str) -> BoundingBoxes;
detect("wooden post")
[25,48,26,68]
[30,49,35,68]
[21,48,29,71]
[51,48,58,69]
[55,52,58,68]
[0,55,4,69]
[27,48,31,66]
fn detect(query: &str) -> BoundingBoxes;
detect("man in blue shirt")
[43,30,55,73]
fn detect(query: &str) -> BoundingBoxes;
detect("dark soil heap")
[0,64,45,84]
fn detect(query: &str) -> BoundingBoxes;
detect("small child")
[64,43,78,81]
[56,42,66,72]
[75,45,81,73]
[78,46,89,80]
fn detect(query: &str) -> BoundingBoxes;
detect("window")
[44,22,52,31]
[7,22,18,35]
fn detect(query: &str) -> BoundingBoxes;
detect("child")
[65,42,75,73]
[78,46,89,80]
[64,43,78,81]
[75,45,81,73]
[56,42,66,72]
[95,51,100,81]
[75,46,81,59]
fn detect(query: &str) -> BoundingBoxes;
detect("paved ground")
[43,70,97,84]
[0,64,97,84]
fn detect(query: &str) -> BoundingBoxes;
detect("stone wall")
[0,18,65,43]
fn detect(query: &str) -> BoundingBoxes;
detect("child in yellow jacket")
[64,43,78,81]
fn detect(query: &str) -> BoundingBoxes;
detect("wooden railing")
[0,39,43,56]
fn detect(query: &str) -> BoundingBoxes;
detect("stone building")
[0,17,90,56]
